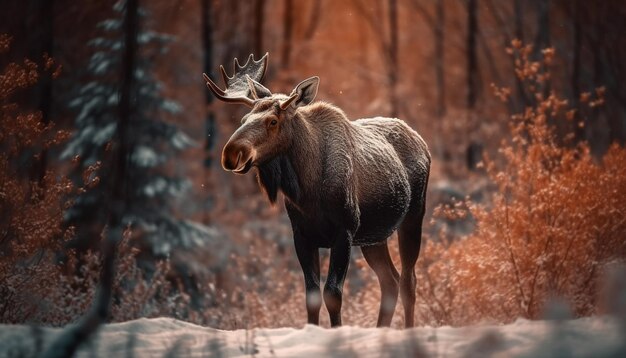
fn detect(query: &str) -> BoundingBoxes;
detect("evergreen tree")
[62,1,212,256]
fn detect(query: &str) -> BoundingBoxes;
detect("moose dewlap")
[203,54,431,328]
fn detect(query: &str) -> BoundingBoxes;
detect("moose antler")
[203,53,269,108]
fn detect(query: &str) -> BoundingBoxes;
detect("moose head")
[203,54,319,175]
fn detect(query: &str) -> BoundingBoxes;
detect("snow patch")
[0,316,623,357]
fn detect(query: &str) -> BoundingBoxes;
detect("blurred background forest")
[1,0,625,329]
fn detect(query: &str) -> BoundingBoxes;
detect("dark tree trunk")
[201,0,216,224]
[254,0,265,55]
[388,0,399,118]
[202,0,216,169]
[112,0,138,228]
[30,0,55,185]
[534,0,551,97]
[591,3,607,149]
[572,0,584,141]
[435,0,445,118]
[485,0,527,111]
[514,0,523,41]
[42,1,138,356]
[513,0,528,111]
[466,0,481,170]
[282,0,293,68]
[224,0,240,62]
[106,0,138,317]
[534,0,551,52]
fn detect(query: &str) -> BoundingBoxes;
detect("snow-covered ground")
[0,316,623,357]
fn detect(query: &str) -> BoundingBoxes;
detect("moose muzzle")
[222,141,255,174]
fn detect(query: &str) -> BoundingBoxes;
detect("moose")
[203,54,430,328]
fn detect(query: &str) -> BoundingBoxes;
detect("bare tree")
[434,0,445,118]
[24,0,56,185]
[201,0,216,224]
[534,0,551,54]
[571,0,584,141]
[282,0,293,68]
[410,0,450,118]
[466,0,478,110]
[304,0,322,40]
[254,0,265,55]
[484,0,528,111]
[534,0,551,97]
[351,0,400,118]
[388,0,399,118]
[465,0,483,170]
[201,0,216,170]
[514,0,524,42]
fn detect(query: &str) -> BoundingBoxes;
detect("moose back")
[203,54,430,327]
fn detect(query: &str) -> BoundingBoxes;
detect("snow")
[0,316,623,357]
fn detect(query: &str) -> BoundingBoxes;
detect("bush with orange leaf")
[0,34,178,326]
[414,41,626,326]
[0,33,76,323]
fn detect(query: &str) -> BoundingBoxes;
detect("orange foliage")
[414,42,626,326]
[0,35,74,322]
[0,35,175,325]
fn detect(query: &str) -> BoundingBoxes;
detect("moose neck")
[256,109,323,206]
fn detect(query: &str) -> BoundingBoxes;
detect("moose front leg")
[294,237,322,325]
[324,237,351,327]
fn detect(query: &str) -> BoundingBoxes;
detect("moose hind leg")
[324,238,351,327]
[361,242,399,327]
[398,192,426,328]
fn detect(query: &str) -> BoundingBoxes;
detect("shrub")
[0,34,175,326]
[414,41,626,326]
[0,34,74,323]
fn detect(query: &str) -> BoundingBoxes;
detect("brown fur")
[211,65,430,327]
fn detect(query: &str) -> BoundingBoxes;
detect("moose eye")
[269,119,278,126]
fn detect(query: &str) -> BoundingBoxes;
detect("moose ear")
[279,76,319,110]
[292,76,319,107]
[245,75,272,99]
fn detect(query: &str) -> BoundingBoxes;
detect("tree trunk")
[466,0,481,170]
[514,0,523,41]
[254,0,265,55]
[484,0,527,111]
[466,0,478,110]
[435,0,445,118]
[304,0,322,40]
[591,3,607,149]
[534,0,551,97]
[388,0,399,118]
[30,0,55,185]
[42,1,139,356]
[201,0,216,224]
[534,0,551,52]
[572,0,584,141]
[113,0,138,227]
[513,0,528,111]
[202,0,216,169]
[282,0,293,68]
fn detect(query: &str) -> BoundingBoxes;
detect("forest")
[1,0,626,355]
